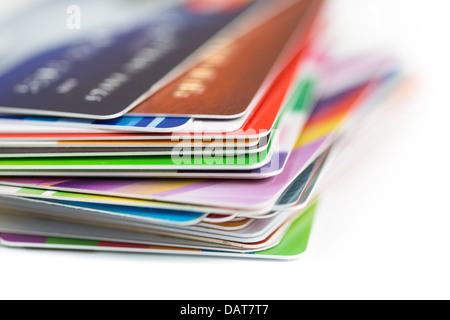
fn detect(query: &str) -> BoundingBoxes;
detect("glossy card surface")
[0,0,256,119]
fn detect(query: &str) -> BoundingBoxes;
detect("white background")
[0,0,449,300]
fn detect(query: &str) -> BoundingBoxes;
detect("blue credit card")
[0,195,208,226]
[0,115,192,133]
[0,0,256,119]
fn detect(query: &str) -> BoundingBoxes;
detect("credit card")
[0,145,274,170]
[130,0,322,119]
[0,0,257,119]
[0,136,270,158]
[0,115,192,133]
[0,138,261,148]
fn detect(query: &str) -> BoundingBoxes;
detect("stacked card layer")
[0,0,404,259]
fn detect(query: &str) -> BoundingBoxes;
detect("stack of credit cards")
[0,0,405,259]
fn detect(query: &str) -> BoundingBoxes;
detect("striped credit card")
[0,115,192,133]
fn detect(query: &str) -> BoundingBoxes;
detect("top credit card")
[0,0,262,119]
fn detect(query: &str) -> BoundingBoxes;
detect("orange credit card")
[129,0,323,119]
